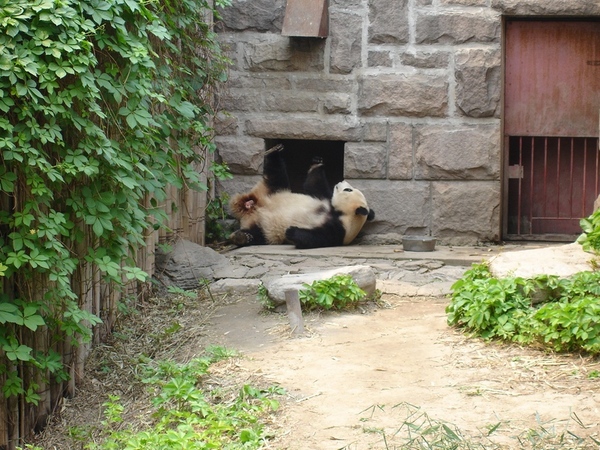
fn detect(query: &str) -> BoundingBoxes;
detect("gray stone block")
[431,181,501,244]
[246,116,363,141]
[351,180,431,235]
[329,10,362,74]
[414,123,501,180]
[322,93,353,115]
[344,142,387,179]
[491,0,600,15]
[358,74,448,117]
[216,136,265,175]
[226,73,292,90]
[263,91,319,113]
[218,89,263,113]
[388,123,414,180]
[368,0,409,44]
[154,240,232,290]
[294,77,354,93]
[416,10,500,44]
[455,48,501,118]
[362,122,388,142]
[242,35,325,72]
[368,51,393,68]
[441,0,488,5]
[401,50,450,69]
[217,0,285,32]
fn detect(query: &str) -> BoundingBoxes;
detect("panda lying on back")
[228,144,375,249]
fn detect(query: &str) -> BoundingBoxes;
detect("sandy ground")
[204,294,600,449]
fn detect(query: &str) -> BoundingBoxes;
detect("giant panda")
[228,145,375,249]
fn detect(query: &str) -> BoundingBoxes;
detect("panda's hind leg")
[303,157,332,200]
[262,144,290,193]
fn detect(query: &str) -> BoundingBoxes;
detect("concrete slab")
[226,243,551,267]
[488,242,595,279]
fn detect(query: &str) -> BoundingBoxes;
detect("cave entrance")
[264,139,345,194]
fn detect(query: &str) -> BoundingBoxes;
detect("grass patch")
[29,289,284,449]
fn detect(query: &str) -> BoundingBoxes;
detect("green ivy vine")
[0,0,230,405]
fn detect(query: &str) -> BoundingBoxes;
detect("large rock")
[154,239,232,290]
[488,243,594,279]
[263,265,376,306]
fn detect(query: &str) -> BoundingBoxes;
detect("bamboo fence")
[0,180,208,449]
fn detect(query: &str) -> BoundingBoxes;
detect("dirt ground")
[35,288,600,449]
[198,293,600,449]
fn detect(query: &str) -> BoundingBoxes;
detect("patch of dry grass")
[30,289,283,449]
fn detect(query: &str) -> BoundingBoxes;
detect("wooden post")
[284,290,304,335]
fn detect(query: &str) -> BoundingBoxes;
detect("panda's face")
[332,181,369,214]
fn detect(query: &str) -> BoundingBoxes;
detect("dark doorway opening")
[264,139,345,194]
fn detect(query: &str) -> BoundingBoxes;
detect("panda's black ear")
[355,206,369,216]
[367,209,375,221]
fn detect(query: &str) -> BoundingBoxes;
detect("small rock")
[154,239,232,289]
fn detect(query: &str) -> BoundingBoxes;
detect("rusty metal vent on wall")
[281,0,328,38]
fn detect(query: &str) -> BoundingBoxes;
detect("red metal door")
[504,20,600,240]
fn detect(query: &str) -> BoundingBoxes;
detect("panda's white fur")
[254,191,331,244]
[332,181,370,245]
[230,179,371,247]
[229,148,374,248]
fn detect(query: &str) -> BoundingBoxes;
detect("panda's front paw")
[285,227,299,242]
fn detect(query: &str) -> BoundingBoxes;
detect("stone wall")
[214,0,600,245]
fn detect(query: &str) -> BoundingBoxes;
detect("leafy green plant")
[299,274,366,311]
[257,282,276,310]
[0,0,232,411]
[205,191,233,244]
[446,263,535,341]
[86,347,283,450]
[447,263,600,354]
[578,208,600,253]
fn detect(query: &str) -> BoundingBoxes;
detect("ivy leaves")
[0,0,230,406]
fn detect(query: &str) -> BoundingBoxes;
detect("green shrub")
[578,208,600,253]
[83,347,283,449]
[447,264,600,354]
[299,274,366,311]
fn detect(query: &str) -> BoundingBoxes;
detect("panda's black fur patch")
[229,145,374,249]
